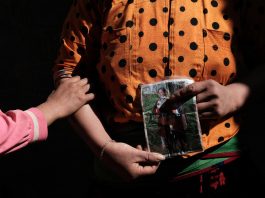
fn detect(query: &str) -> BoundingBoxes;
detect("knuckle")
[210,86,218,95]
[208,79,215,84]
[207,79,216,88]
[77,95,85,102]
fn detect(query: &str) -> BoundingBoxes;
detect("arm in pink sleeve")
[0,107,48,155]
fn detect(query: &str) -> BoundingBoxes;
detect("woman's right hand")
[101,141,165,181]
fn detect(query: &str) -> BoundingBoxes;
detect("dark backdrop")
[1,1,265,197]
[0,1,94,197]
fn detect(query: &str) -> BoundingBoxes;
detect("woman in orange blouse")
[53,0,253,196]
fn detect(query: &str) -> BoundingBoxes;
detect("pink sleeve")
[0,107,48,155]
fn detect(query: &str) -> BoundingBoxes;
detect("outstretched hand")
[101,141,165,181]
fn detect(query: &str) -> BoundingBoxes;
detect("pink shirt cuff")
[26,108,48,142]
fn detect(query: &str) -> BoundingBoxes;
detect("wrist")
[228,83,250,111]
[36,101,59,125]
[99,139,116,160]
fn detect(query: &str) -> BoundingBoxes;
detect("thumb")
[143,151,165,162]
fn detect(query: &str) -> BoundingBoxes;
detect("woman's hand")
[172,79,250,119]
[101,141,165,181]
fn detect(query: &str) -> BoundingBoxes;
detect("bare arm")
[37,76,94,125]
[52,0,164,181]
[68,104,165,181]
[69,104,111,157]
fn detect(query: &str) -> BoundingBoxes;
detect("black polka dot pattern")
[189,69,197,77]
[179,30,185,36]
[225,123,231,128]
[119,35,127,43]
[126,20,134,28]
[211,0,218,8]
[191,18,198,26]
[190,42,198,50]
[138,31,144,37]
[149,43,157,51]
[224,58,230,66]
[180,6,185,12]
[218,136,224,142]
[55,0,239,148]
[150,18,157,26]
[119,59,127,67]
[178,56,184,62]
[223,33,231,41]
[212,22,220,29]
[149,69,157,78]
[139,8,144,13]
[211,69,216,76]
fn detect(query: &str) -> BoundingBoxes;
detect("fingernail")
[153,153,166,160]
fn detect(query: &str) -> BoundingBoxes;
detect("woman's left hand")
[172,79,250,119]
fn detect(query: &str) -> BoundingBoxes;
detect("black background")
[1,0,265,197]
[0,1,94,197]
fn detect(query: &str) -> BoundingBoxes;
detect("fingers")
[85,93,95,101]
[82,83,95,102]
[78,77,88,86]
[63,76,92,94]
[199,112,216,119]
[137,164,159,176]
[136,145,143,150]
[82,83,91,93]
[140,151,165,162]
[197,100,221,119]
[173,81,208,100]
[147,152,166,161]
[197,101,214,113]
[171,83,198,102]
[133,151,165,176]
[196,91,214,103]
[60,76,90,91]
[70,77,91,92]
[184,82,207,95]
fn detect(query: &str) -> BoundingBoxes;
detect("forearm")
[36,102,58,126]
[69,104,112,158]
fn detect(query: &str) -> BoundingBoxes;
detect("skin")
[171,79,250,119]
[37,76,94,125]
[65,78,250,181]
[68,103,165,182]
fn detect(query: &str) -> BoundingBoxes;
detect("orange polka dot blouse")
[53,0,242,152]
